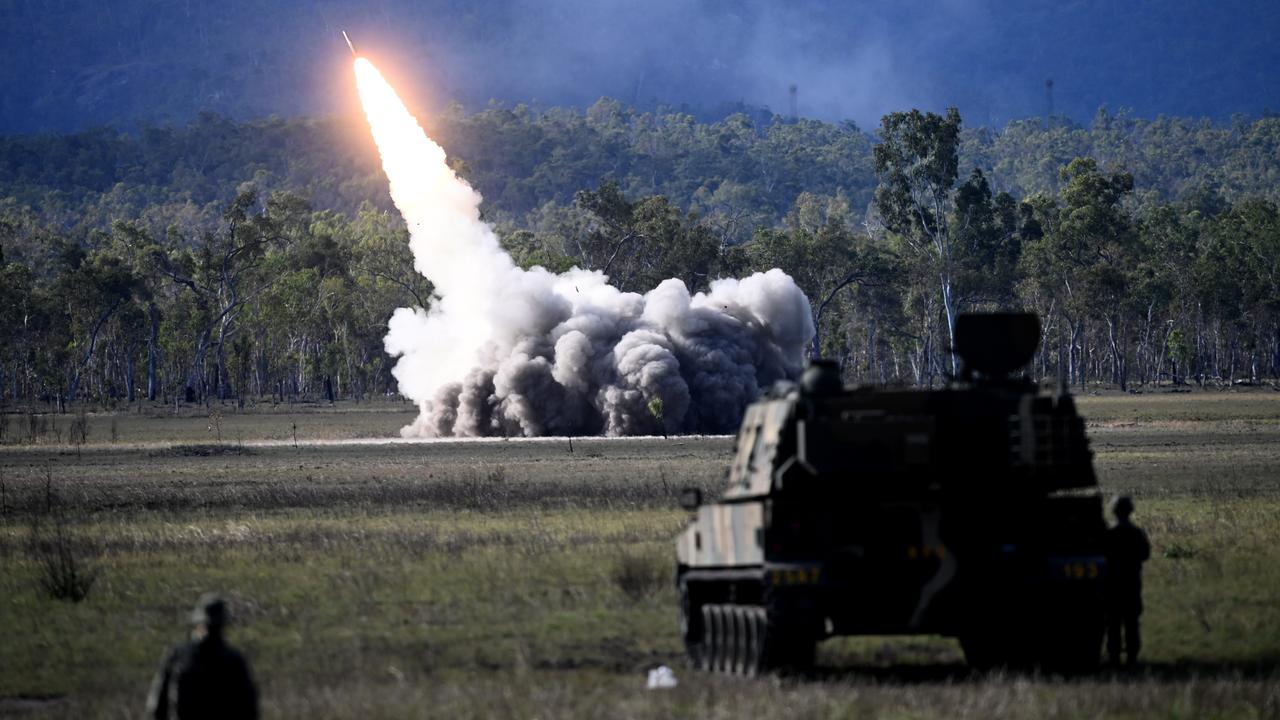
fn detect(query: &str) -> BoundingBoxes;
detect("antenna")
[789,84,798,121]
[1045,78,1055,122]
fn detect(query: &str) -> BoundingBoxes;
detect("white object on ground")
[646,665,678,689]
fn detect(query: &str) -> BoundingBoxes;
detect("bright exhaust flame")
[353,58,815,437]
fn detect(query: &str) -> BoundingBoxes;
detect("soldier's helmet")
[191,593,229,630]
[1110,495,1135,519]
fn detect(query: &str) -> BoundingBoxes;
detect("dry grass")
[26,508,99,602]
[611,550,669,602]
[0,395,1278,718]
[0,399,419,447]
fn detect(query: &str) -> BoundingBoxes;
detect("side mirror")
[678,487,702,511]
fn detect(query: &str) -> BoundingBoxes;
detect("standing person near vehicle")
[1105,496,1151,667]
[146,593,259,719]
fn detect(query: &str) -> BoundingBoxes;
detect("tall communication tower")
[1045,78,1055,121]
[789,84,798,121]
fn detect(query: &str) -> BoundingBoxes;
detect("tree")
[572,181,720,293]
[153,189,290,401]
[1020,157,1136,388]
[349,204,433,310]
[950,169,1026,309]
[58,240,141,403]
[746,193,895,359]
[108,220,173,401]
[1132,203,1200,384]
[874,107,964,374]
[1197,199,1280,383]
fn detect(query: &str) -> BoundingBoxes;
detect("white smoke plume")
[354,58,815,437]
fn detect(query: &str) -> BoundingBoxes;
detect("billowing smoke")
[355,58,814,437]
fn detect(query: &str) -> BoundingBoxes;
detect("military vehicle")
[674,313,1107,674]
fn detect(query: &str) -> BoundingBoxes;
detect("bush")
[69,409,89,446]
[27,492,99,602]
[610,550,667,602]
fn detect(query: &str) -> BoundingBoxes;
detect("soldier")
[1105,496,1151,666]
[145,593,259,719]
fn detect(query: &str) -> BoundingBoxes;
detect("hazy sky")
[1,0,1278,132]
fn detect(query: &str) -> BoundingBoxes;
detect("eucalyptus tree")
[746,192,896,360]
[150,189,293,401]
[1197,199,1280,382]
[1020,157,1136,388]
[59,239,141,403]
[873,107,964,374]
[572,180,720,294]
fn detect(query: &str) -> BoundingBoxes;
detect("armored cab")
[675,313,1107,674]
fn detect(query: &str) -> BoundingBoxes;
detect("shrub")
[69,409,89,446]
[27,491,99,602]
[611,550,667,602]
[1163,543,1198,559]
[152,444,253,457]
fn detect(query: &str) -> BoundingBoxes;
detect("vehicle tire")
[742,607,763,677]
[700,605,717,672]
[962,629,1034,672]
[959,633,1000,671]
[1040,621,1103,675]
[729,606,747,675]
[786,633,816,673]
[758,607,784,672]
[759,608,816,674]
[678,579,703,667]
[711,605,729,672]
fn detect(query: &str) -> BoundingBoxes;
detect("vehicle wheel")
[741,607,763,677]
[678,579,703,666]
[786,633,816,673]
[711,605,730,672]
[962,629,1034,672]
[719,605,735,674]
[700,605,717,671]
[729,606,747,675]
[758,607,783,672]
[1040,622,1103,674]
[960,633,999,671]
[760,608,816,674]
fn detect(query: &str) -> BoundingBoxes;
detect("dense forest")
[1,102,1278,416]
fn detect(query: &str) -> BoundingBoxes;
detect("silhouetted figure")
[1105,496,1150,666]
[146,593,258,719]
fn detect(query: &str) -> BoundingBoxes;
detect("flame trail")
[353,58,815,437]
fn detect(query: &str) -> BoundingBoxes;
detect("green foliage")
[1,104,1279,405]
[874,107,970,375]
[646,397,665,424]
[874,107,962,241]
[570,180,722,293]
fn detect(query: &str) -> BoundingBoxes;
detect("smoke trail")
[354,58,814,437]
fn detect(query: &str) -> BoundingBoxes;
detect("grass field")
[1,391,1278,718]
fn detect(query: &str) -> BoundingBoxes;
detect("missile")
[342,31,357,57]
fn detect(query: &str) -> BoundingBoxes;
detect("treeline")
[0,104,1278,412]
[4,102,1280,241]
